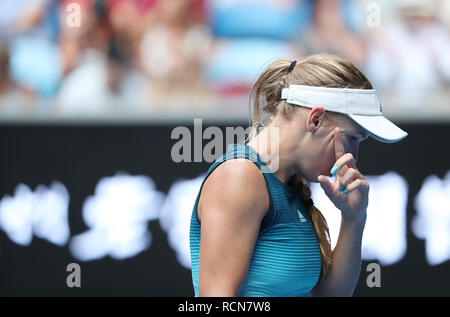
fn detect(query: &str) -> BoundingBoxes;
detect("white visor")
[281,85,408,143]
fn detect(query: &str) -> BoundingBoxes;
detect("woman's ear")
[306,106,327,132]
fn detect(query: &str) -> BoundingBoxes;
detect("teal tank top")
[189,143,322,297]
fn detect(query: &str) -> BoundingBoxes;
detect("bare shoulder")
[196,158,271,296]
[197,158,270,223]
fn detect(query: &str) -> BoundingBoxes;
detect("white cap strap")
[281,85,383,116]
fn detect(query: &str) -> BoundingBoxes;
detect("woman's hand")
[318,128,369,224]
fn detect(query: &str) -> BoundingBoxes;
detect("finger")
[330,153,356,177]
[334,127,345,161]
[336,153,357,170]
[331,164,345,192]
[345,178,370,194]
[318,175,336,197]
[340,168,364,190]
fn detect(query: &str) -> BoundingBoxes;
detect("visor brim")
[348,114,408,143]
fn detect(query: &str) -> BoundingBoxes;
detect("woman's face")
[293,107,369,182]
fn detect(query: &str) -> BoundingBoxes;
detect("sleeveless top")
[189,143,322,297]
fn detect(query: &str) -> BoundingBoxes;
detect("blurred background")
[0,0,449,296]
[0,0,449,120]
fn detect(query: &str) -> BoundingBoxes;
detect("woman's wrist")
[341,211,366,233]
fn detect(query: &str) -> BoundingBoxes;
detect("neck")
[247,122,301,185]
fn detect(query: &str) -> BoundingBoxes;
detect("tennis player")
[189,54,408,297]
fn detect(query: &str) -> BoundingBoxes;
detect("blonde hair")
[246,53,373,281]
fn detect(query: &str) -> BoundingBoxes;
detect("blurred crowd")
[0,0,449,117]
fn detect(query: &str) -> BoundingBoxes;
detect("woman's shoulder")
[197,157,270,223]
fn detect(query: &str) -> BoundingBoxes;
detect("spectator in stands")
[297,0,367,67]
[139,0,212,108]
[57,0,147,115]
[0,0,62,104]
[204,0,308,98]
[364,0,450,108]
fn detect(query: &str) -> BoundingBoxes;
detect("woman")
[189,54,408,297]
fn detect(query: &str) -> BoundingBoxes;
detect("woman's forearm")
[311,215,366,297]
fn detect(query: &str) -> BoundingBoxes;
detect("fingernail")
[343,189,348,195]
[330,166,339,175]
[339,185,344,192]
